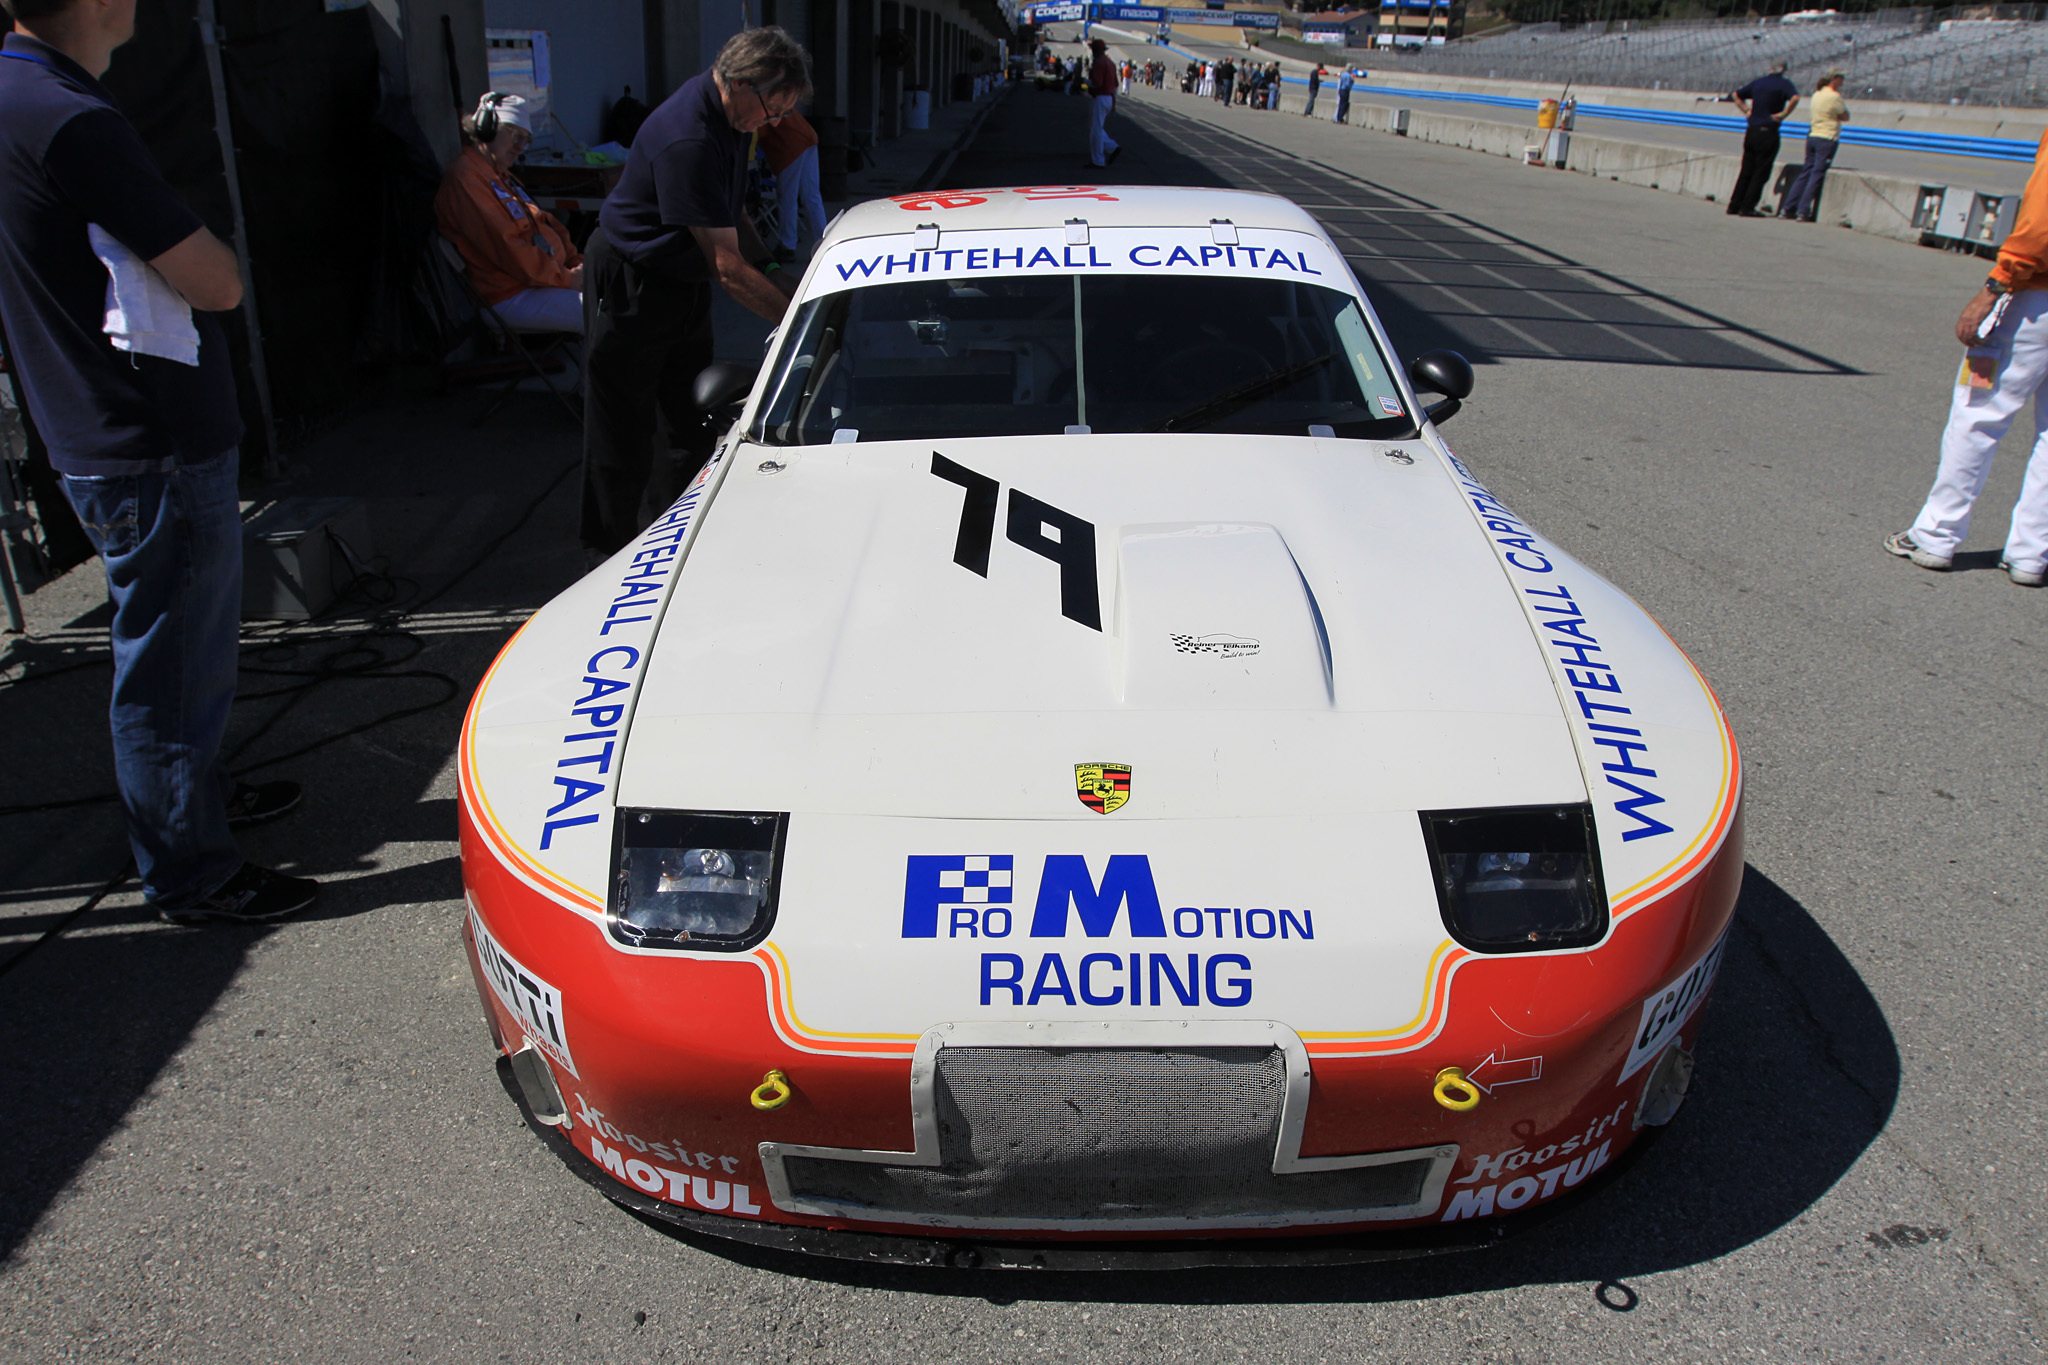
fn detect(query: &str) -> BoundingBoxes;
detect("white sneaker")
[2001,558,2046,587]
[1885,530,1952,571]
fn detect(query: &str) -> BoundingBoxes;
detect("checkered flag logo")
[902,855,1017,935]
[936,855,1014,904]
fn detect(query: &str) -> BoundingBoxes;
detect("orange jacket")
[758,113,818,174]
[434,146,582,306]
[1993,127,2048,291]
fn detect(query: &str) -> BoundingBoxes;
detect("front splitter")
[495,1057,1648,1271]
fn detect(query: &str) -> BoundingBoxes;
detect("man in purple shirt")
[579,27,808,555]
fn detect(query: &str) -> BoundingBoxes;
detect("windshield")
[751,273,1413,444]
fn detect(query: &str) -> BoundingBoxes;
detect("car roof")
[824,185,1327,243]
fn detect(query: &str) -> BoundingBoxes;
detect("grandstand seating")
[1384,16,2048,106]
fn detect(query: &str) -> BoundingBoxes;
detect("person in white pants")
[1890,130,2048,587]
[1087,38,1121,169]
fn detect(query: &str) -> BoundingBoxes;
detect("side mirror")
[692,361,759,412]
[1407,350,1474,425]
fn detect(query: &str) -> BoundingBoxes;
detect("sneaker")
[1885,530,1952,571]
[2001,558,2046,587]
[159,864,319,925]
[226,779,301,828]
[1106,145,1123,167]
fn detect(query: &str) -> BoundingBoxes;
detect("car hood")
[618,433,1586,820]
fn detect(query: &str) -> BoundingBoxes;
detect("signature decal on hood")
[931,453,1102,630]
[1170,632,1261,658]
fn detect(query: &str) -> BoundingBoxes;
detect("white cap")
[476,92,534,134]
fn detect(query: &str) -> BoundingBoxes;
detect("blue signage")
[1022,2,1281,27]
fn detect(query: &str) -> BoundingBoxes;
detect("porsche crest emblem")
[1075,762,1132,815]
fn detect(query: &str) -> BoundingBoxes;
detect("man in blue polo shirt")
[1727,61,1800,219]
[579,26,808,555]
[0,0,317,922]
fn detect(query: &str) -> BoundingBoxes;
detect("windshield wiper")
[1153,352,1338,433]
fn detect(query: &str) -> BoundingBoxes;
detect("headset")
[473,90,507,142]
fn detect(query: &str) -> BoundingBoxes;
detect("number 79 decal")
[931,452,1102,631]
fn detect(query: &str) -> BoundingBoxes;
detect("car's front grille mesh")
[783,1046,1433,1223]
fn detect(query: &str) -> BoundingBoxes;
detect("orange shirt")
[758,113,818,174]
[434,146,582,306]
[1993,127,2048,292]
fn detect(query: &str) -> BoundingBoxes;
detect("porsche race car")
[457,185,1742,1267]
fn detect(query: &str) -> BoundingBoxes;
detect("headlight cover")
[1419,804,1607,953]
[609,808,787,951]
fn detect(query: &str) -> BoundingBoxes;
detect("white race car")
[459,185,1741,1268]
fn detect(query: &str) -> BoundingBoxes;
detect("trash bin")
[907,87,931,130]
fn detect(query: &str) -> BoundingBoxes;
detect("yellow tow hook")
[1433,1066,1483,1112]
[750,1068,794,1111]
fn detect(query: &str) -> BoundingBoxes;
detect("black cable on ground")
[0,452,580,819]
[0,860,132,982]
[0,450,582,970]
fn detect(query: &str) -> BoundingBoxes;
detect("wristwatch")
[1986,276,2012,295]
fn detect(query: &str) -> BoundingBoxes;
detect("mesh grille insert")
[783,1046,1434,1224]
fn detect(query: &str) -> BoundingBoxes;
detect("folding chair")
[434,235,581,428]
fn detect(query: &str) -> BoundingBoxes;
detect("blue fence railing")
[1346,81,2041,162]
[1125,31,2039,164]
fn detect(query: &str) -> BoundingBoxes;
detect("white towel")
[87,223,201,367]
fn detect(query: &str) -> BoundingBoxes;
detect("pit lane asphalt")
[1,82,2044,1365]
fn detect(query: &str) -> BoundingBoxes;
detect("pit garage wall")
[472,0,1011,172]
[97,0,487,447]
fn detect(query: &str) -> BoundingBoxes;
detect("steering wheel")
[1140,341,1277,402]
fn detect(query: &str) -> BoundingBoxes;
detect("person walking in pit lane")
[1889,127,2048,588]
[1086,38,1122,170]
[0,0,316,922]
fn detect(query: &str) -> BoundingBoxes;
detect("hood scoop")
[1115,523,1333,709]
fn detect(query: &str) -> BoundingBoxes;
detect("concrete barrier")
[1337,101,1930,243]
[1126,80,1943,247]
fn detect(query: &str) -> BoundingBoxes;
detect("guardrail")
[1130,29,2039,163]
[1127,29,2041,162]
[1350,82,2042,162]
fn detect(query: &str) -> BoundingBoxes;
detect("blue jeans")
[61,449,244,910]
[1779,136,1838,220]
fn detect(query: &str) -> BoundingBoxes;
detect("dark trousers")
[580,227,715,555]
[1728,125,1781,215]
[1778,136,1838,220]
[59,449,244,909]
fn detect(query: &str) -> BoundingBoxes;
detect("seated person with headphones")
[434,92,583,332]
